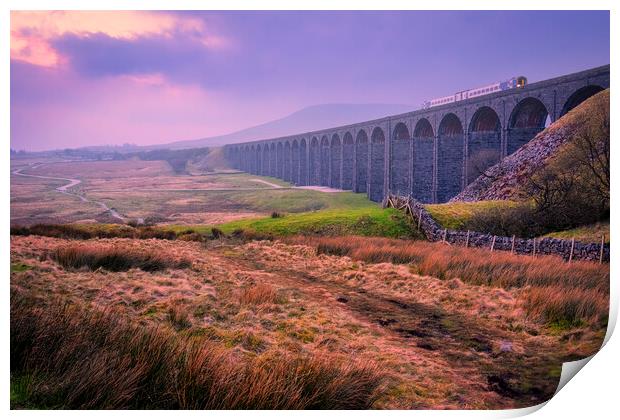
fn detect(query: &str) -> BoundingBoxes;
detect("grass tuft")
[10,289,385,409]
[238,283,283,306]
[51,244,191,272]
[520,286,608,329]
[290,235,609,331]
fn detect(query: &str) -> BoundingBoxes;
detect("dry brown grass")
[11,223,179,240]
[238,283,283,306]
[51,243,191,272]
[11,288,385,409]
[289,235,609,330]
[11,234,611,409]
[300,236,608,291]
[520,286,608,329]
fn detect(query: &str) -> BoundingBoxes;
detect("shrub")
[522,90,609,232]
[10,226,30,236]
[23,224,94,240]
[465,203,541,238]
[51,244,191,272]
[210,227,224,239]
[230,228,273,242]
[271,211,283,219]
[137,228,177,240]
[178,232,205,242]
[10,289,385,409]
[231,228,245,238]
[10,224,180,241]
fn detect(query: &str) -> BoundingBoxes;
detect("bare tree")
[525,91,610,227]
[467,148,501,183]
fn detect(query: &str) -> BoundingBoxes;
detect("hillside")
[186,147,234,173]
[157,103,413,149]
[453,90,609,202]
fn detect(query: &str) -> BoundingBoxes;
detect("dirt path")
[294,185,345,193]
[12,164,126,222]
[213,241,567,409]
[250,178,346,192]
[249,178,283,188]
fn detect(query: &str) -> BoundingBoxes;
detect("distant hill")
[157,103,414,150]
[452,89,610,202]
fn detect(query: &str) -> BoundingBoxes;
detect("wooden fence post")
[490,235,496,252]
[569,237,575,263]
[417,209,422,230]
[532,238,536,257]
[443,228,447,243]
[511,235,516,254]
[465,230,470,248]
[600,234,605,264]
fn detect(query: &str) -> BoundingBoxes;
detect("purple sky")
[11,10,610,151]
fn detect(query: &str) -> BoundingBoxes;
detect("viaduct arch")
[355,130,369,193]
[330,134,341,188]
[467,106,501,184]
[342,132,354,190]
[412,118,434,203]
[390,122,411,196]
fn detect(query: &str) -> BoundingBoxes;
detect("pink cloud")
[10,11,230,68]
[10,62,294,151]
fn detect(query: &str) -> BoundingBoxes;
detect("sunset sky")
[10,10,609,151]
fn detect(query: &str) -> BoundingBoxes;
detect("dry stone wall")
[385,195,609,263]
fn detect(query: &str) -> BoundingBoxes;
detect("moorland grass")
[543,221,610,244]
[51,244,191,272]
[10,289,385,409]
[292,235,609,330]
[424,200,520,230]
[238,283,284,306]
[11,205,417,240]
[207,207,418,238]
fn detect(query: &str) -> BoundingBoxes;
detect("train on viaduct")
[224,65,609,203]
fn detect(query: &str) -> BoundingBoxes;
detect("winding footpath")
[12,164,126,222]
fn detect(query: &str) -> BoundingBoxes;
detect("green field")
[180,206,418,238]
[424,200,519,230]
[543,221,610,244]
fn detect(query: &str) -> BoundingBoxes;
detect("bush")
[18,224,94,240]
[271,211,283,219]
[10,224,178,240]
[230,228,273,242]
[465,203,541,238]
[10,289,385,409]
[137,228,177,240]
[178,232,205,242]
[523,90,609,232]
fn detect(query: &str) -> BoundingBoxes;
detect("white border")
[2,2,616,419]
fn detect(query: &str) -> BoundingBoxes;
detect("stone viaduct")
[224,65,609,203]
